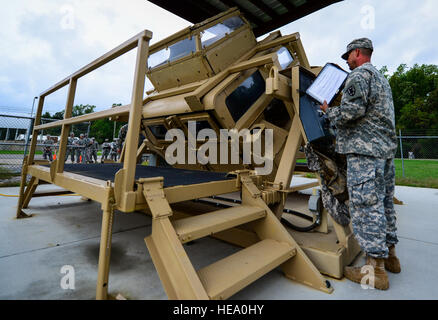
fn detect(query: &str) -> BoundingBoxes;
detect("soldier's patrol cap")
[341,38,373,60]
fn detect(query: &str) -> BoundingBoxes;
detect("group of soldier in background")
[66,133,99,164]
[42,132,121,164]
[101,124,128,162]
[101,138,119,162]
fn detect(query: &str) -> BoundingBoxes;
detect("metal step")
[173,205,266,243]
[197,239,296,300]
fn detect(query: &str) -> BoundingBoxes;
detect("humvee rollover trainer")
[17,5,361,300]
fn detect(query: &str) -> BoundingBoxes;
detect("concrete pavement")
[0,179,437,300]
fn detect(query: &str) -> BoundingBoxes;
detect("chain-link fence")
[0,114,82,175]
[0,115,66,173]
[0,114,127,180]
[395,129,438,178]
[396,130,438,159]
[0,114,33,174]
[2,113,437,181]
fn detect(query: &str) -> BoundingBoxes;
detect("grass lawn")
[0,167,18,180]
[296,158,438,189]
[1,158,437,189]
[394,159,438,189]
[0,150,43,155]
[0,167,21,187]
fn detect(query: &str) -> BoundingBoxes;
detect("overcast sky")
[1,0,437,115]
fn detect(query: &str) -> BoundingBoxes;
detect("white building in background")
[0,114,31,141]
[16,134,56,142]
[0,113,60,142]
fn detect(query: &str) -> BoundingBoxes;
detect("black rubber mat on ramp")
[59,163,233,188]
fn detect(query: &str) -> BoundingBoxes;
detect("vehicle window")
[201,16,245,48]
[186,120,213,138]
[148,37,196,69]
[263,98,290,128]
[148,124,167,140]
[276,47,294,70]
[225,71,265,122]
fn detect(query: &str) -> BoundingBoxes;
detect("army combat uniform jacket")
[326,62,399,258]
[76,138,86,163]
[65,136,75,162]
[326,62,397,159]
[43,138,54,161]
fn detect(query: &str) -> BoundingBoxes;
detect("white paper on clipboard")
[306,63,349,105]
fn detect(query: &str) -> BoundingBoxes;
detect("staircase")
[146,204,296,299]
[197,238,294,300]
[173,205,265,243]
[142,173,332,300]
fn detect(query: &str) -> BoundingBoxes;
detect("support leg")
[96,202,115,300]
[16,157,31,219]
[22,177,39,209]
[271,114,304,219]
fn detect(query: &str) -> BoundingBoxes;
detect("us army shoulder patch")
[345,82,361,99]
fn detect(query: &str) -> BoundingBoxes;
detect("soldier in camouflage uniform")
[43,135,55,161]
[90,137,99,163]
[304,143,350,226]
[117,124,128,153]
[320,38,400,290]
[101,138,111,162]
[83,134,92,163]
[65,132,75,163]
[110,139,119,161]
[76,134,86,163]
[117,124,145,163]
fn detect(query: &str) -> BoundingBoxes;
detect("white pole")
[399,129,405,178]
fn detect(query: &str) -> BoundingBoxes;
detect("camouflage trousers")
[43,150,53,161]
[82,148,90,163]
[65,148,75,162]
[102,149,110,160]
[110,152,118,161]
[347,154,398,258]
[75,149,82,163]
[90,150,97,163]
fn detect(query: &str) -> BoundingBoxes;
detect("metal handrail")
[27,29,153,195]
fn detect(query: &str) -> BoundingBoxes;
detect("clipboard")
[305,63,349,105]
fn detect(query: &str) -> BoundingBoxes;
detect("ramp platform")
[45,164,233,187]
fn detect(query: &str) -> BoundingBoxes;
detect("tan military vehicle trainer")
[17,7,360,300]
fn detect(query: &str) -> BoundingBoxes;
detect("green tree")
[69,104,96,137]
[89,119,114,144]
[52,111,64,119]
[72,104,95,117]
[88,104,126,144]
[40,111,62,136]
[379,66,389,79]
[40,104,128,144]
[386,64,438,131]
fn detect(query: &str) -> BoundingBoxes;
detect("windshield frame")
[147,12,248,72]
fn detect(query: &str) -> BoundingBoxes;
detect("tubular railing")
[28,29,152,206]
